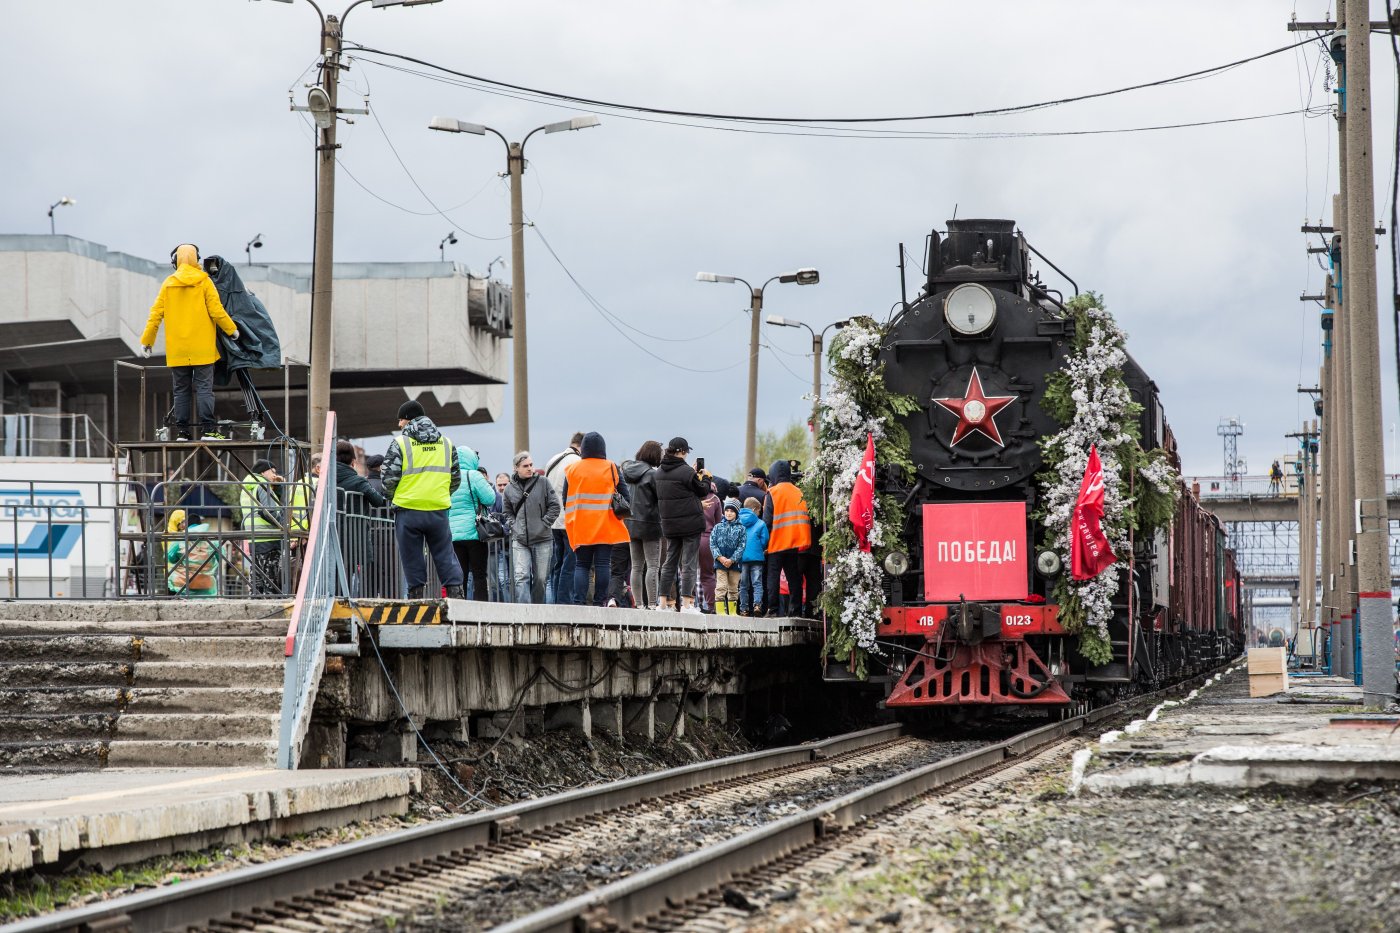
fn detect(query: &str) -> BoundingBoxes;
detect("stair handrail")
[276,412,338,769]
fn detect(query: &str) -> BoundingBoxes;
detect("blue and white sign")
[0,459,118,597]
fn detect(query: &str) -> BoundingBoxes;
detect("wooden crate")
[1247,647,1287,675]
[1249,672,1289,698]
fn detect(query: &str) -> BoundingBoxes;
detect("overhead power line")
[347,34,1323,126]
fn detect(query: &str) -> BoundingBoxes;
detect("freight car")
[854,219,1243,712]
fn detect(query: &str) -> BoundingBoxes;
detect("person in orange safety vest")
[563,432,630,607]
[761,459,812,617]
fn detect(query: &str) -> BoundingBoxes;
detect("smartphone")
[695,457,705,472]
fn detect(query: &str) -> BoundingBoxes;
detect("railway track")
[493,676,1220,933]
[10,724,982,933]
[12,669,1225,933]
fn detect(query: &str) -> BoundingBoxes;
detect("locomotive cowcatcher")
[851,219,1243,712]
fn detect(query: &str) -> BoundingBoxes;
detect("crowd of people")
[384,402,823,616]
[159,396,822,617]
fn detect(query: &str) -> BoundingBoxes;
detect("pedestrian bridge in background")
[1189,473,1400,523]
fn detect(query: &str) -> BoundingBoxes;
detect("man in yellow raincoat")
[140,244,239,440]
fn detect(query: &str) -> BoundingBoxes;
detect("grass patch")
[0,845,251,921]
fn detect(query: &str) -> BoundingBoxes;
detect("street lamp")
[767,316,847,461]
[255,0,444,452]
[439,231,457,261]
[47,197,75,235]
[695,268,820,471]
[429,113,601,455]
[245,233,264,266]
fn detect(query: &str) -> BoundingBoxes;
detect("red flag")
[1070,445,1117,580]
[849,432,876,552]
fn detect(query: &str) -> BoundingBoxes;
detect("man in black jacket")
[653,436,709,612]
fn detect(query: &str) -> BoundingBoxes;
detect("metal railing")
[0,411,111,458]
[1188,473,1400,499]
[277,413,338,770]
[0,476,520,601]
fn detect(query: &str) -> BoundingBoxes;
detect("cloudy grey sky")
[4,1,1396,479]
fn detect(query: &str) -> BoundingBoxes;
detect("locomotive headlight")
[1036,549,1062,577]
[944,283,998,336]
[883,551,911,576]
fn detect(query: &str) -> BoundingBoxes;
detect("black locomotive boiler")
[863,219,1243,710]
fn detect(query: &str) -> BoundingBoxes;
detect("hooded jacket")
[620,459,661,541]
[206,256,281,385]
[654,454,708,538]
[141,262,239,367]
[562,432,630,548]
[709,513,746,566]
[504,471,562,545]
[381,416,461,503]
[761,459,811,552]
[448,445,499,541]
[737,507,769,562]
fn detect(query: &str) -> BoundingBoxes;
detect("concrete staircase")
[0,604,289,768]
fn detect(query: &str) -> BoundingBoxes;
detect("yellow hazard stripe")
[329,600,444,625]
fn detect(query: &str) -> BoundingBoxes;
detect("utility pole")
[1318,357,1335,669]
[427,113,600,457]
[1334,191,1355,679]
[308,16,341,450]
[745,287,763,472]
[810,329,822,463]
[508,141,528,455]
[1341,0,1394,704]
[696,269,821,470]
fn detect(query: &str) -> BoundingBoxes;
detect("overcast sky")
[4,1,1397,479]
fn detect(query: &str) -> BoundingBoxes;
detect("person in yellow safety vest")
[381,399,464,600]
[761,459,812,617]
[241,458,286,594]
[140,243,240,441]
[563,431,630,606]
[289,454,320,536]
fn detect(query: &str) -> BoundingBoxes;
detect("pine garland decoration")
[804,316,917,678]
[1037,293,1179,666]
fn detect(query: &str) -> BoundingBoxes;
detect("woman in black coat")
[653,436,709,612]
[620,439,663,608]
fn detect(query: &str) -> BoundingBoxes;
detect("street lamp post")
[429,114,601,455]
[245,233,264,266]
[47,197,75,235]
[696,268,819,471]
[438,231,457,261]
[256,0,443,449]
[766,316,846,461]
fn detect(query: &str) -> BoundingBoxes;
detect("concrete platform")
[0,765,420,874]
[1074,663,1400,793]
[361,598,822,650]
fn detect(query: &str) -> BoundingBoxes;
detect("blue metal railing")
[277,412,338,770]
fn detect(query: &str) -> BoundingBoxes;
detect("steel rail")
[6,724,904,933]
[494,672,1227,933]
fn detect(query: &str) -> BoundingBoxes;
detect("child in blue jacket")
[709,498,747,614]
[737,497,769,616]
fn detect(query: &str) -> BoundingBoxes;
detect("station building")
[0,233,512,452]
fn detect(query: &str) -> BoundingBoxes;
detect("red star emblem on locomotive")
[932,368,1016,447]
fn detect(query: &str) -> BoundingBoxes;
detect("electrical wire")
[762,342,811,386]
[347,35,1324,126]
[353,56,1322,141]
[527,224,746,374]
[369,108,511,241]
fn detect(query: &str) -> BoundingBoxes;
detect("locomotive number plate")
[998,605,1064,638]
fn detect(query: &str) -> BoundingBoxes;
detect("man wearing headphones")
[140,244,240,440]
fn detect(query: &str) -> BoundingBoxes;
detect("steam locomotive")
[863,219,1243,711]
